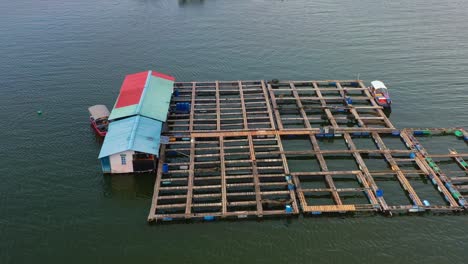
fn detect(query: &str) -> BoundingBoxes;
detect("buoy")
[37,110,42,115]
[423,200,431,206]
[376,189,384,197]
[204,215,215,221]
[454,130,463,137]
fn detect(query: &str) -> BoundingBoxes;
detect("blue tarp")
[98,115,162,159]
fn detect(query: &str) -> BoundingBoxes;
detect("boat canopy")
[88,105,110,120]
[371,80,387,90]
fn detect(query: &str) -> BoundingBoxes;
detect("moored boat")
[88,105,110,137]
[369,80,391,108]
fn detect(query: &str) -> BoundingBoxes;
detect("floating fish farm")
[141,80,468,223]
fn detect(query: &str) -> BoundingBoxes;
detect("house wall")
[109,150,134,173]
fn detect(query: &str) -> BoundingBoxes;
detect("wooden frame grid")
[400,128,468,209]
[148,133,300,222]
[166,81,276,132]
[145,78,468,223]
[267,80,395,130]
[148,129,468,222]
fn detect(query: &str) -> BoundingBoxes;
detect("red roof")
[114,71,176,109]
[115,71,148,108]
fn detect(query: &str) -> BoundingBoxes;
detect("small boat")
[369,80,391,108]
[88,105,110,137]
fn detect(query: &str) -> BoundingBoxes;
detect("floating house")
[99,70,175,174]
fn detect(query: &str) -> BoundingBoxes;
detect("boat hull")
[90,117,107,137]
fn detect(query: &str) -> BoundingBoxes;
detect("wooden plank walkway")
[147,80,468,223]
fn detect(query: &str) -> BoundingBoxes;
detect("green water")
[1,0,468,263]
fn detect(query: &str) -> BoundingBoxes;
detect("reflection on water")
[178,0,205,6]
[102,173,155,199]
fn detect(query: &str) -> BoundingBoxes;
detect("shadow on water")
[383,107,392,118]
[102,173,156,199]
[90,131,105,145]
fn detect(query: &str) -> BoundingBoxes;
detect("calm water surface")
[1,0,468,263]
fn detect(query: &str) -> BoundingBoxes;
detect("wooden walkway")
[147,80,468,222]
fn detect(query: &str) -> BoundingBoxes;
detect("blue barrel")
[464,136,468,141]
[413,131,424,136]
[288,184,295,190]
[163,217,173,221]
[162,163,169,173]
[423,200,431,206]
[329,82,336,86]
[204,215,215,221]
[376,189,384,197]
[285,175,292,181]
[174,89,179,97]
[175,102,183,111]
[176,102,191,112]
[392,130,400,136]
[285,205,293,213]
[345,97,353,104]
[409,153,416,159]
[361,132,370,136]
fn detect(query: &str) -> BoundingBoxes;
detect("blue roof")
[98,115,163,159]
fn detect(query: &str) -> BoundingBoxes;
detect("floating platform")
[147,80,468,223]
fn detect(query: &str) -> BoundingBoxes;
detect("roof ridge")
[136,70,152,114]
